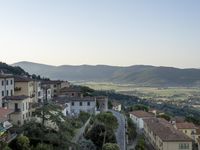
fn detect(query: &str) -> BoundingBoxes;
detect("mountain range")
[12,61,200,87]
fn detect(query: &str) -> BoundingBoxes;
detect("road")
[110,110,126,150]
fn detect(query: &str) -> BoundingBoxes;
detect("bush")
[78,138,96,150]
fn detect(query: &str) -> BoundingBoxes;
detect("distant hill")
[12,61,200,87]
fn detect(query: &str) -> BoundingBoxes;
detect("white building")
[0,75,14,107]
[130,110,154,130]
[54,96,96,116]
[112,101,122,112]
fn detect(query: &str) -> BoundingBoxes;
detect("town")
[0,67,200,150]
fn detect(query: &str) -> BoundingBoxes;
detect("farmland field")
[75,82,200,102]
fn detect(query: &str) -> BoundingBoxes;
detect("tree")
[158,114,171,121]
[16,135,30,150]
[96,112,118,145]
[78,138,96,150]
[135,136,145,150]
[132,104,149,112]
[102,143,120,150]
[34,143,53,150]
[127,118,137,141]
[0,141,12,150]
[85,123,116,150]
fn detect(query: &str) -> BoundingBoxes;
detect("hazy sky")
[0,0,200,68]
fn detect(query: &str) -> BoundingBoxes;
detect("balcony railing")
[14,108,21,113]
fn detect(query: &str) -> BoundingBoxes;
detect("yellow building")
[144,118,193,150]
[175,122,197,142]
[2,95,32,126]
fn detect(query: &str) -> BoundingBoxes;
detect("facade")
[42,80,69,98]
[54,96,96,116]
[2,95,32,126]
[175,122,197,142]
[0,75,14,107]
[144,118,193,150]
[0,108,17,143]
[96,96,108,112]
[112,101,122,112]
[130,110,154,130]
[59,86,83,98]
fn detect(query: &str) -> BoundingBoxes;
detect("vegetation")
[85,123,117,150]
[16,136,31,150]
[20,103,76,150]
[127,118,137,142]
[95,112,118,145]
[135,136,146,150]
[78,138,96,150]
[157,114,171,121]
[84,112,119,150]
[102,143,120,150]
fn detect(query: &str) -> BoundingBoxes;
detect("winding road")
[110,110,126,150]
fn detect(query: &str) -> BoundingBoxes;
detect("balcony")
[14,108,21,113]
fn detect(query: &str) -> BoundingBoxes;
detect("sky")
[0,0,200,68]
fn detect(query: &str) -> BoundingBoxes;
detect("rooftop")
[144,118,192,142]
[0,74,14,78]
[3,95,29,101]
[0,108,14,122]
[176,122,197,129]
[53,95,95,103]
[42,80,64,85]
[60,86,82,93]
[14,76,33,82]
[130,110,154,118]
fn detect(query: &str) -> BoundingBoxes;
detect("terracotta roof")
[0,108,14,122]
[3,95,29,101]
[14,76,33,82]
[42,80,63,85]
[144,118,192,142]
[60,87,82,93]
[53,95,95,102]
[176,122,197,129]
[130,110,154,118]
[0,74,13,78]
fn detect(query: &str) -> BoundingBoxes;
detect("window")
[6,80,8,85]
[15,103,18,110]
[23,114,25,119]
[72,102,74,106]
[23,103,24,111]
[10,80,13,85]
[80,102,82,106]
[10,90,13,96]
[1,81,4,86]
[6,90,9,96]
[179,143,189,149]
[185,130,187,134]
[87,102,90,106]
[26,102,28,110]
[2,91,4,97]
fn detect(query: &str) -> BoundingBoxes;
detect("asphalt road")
[110,110,126,150]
